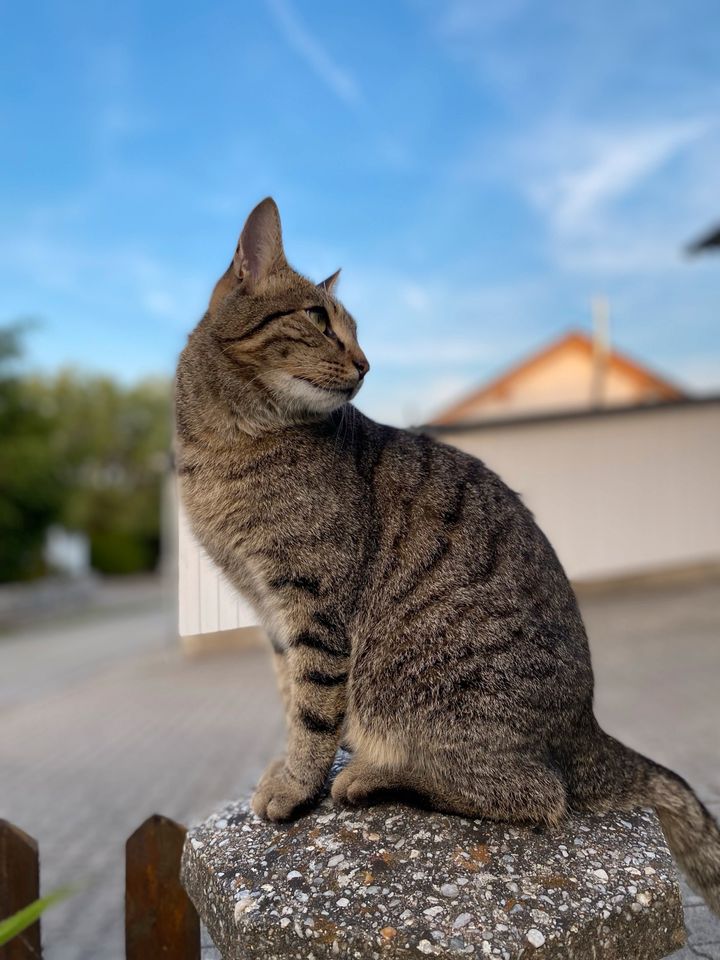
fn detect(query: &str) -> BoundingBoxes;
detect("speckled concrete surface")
[182,758,686,959]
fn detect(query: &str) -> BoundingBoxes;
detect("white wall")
[178,503,257,636]
[177,400,720,635]
[435,401,720,581]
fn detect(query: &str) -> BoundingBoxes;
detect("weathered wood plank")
[125,815,200,960]
[0,820,41,960]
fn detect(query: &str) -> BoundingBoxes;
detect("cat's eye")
[305,306,336,339]
[305,306,327,329]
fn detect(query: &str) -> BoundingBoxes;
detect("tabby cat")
[175,197,720,914]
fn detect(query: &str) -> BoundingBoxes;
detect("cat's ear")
[232,197,287,291]
[318,268,341,295]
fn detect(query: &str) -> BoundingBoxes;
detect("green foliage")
[26,370,171,576]
[90,530,159,575]
[0,323,172,581]
[0,324,63,581]
[0,887,74,946]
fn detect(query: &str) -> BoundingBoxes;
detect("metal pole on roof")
[590,296,610,408]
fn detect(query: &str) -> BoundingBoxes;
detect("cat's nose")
[353,355,370,379]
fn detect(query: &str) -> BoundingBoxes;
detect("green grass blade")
[0,887,74,946]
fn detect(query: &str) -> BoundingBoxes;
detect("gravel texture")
[182,756,686,959]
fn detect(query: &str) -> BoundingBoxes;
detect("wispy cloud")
[83,42,151,161]
[425,0,720,279]
[264,0,363,107]
[0,216,207,331]
[488,117,719,274]
[438,0,531,39]
[530,120,712,234]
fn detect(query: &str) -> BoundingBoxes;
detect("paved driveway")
[582,574,720,959]
[0,574,718,959]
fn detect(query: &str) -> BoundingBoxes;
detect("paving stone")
[683,905,720,949]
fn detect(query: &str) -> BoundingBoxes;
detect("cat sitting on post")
[175,197,720,915]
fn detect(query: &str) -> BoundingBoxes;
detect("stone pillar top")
[182,782,685,959]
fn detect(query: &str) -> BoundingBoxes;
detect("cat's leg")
[333,752,567,828]
[423,757,567,826]
[255,644,294,801]
[271,647,292,726]
[252,637,349,822]
[331,755,404,804]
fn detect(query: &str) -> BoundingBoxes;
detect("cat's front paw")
[251,759,316,822]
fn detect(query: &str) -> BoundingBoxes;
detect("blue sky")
[2,0,719,424]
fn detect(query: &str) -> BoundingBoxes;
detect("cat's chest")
[179,441,357,595]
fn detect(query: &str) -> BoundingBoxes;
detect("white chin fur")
[267,371,352,414]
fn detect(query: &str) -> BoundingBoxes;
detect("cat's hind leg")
[333,751,567,828]
[426,756,568,827]
[331,755,407,805]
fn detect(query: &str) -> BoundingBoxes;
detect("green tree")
[26,372,172,575]
[0,323,172,581]
[0,325,63,581]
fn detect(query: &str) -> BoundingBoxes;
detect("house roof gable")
[429,330,685,426]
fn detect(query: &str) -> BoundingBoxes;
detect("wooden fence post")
[0,820,42,960]
[125,814,200,960]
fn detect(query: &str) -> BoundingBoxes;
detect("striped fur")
[175,198,720,913]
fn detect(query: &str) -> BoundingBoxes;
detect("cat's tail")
[561,724,720,915]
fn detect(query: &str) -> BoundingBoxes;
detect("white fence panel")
[177,501,258,637]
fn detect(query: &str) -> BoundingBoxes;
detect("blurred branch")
[685,223,720,255]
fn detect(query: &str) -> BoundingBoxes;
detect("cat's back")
[356,423,590,659]
[348,423,594,745]
[370,423,553,578]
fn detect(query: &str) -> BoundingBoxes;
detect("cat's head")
[186,197,368,432]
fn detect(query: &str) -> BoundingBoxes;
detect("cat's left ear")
[319,268,341,295]
[209,198,287,311]
[233,197,287,291]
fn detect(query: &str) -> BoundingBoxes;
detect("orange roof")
[429,330,685,426]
